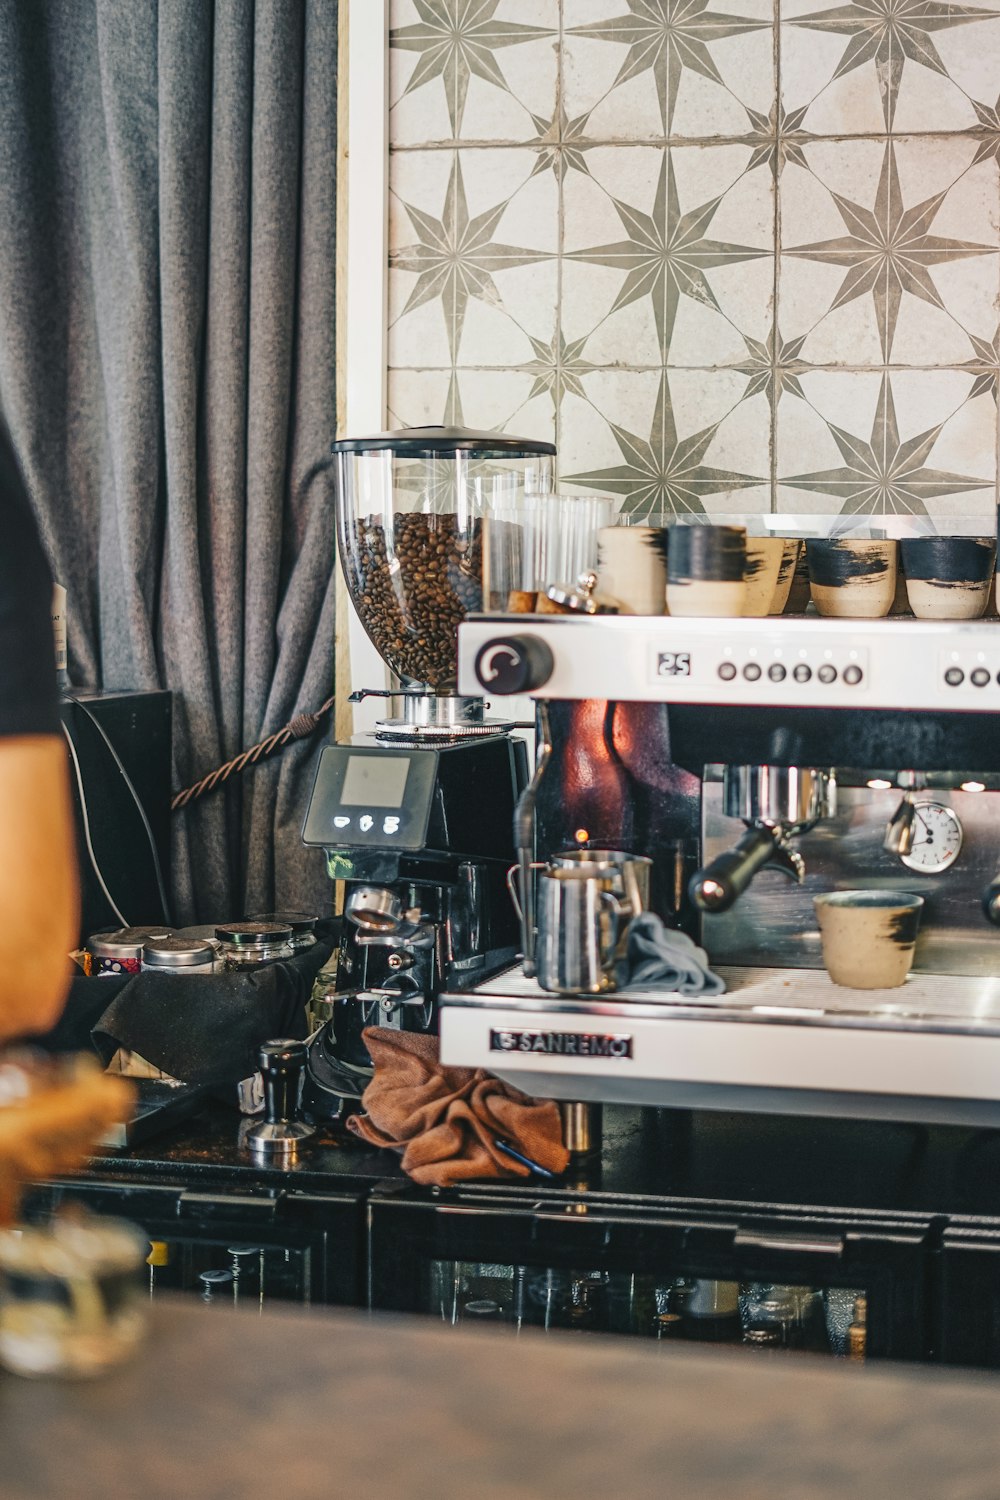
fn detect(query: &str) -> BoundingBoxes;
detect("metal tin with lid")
[215,921,294,971]
[250,911,319,952]
[141,935,217,974]
[88,932,145,976]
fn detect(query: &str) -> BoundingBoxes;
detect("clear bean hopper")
[333,426,555,733]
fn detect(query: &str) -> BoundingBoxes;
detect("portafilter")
[689,765,836,914]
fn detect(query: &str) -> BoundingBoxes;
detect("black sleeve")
[0,424,61,738]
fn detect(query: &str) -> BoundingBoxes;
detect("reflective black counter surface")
[81,1099,1000,1219]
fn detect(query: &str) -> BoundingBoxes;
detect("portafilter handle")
[246,1039,315,1160]
[689,826,803,914]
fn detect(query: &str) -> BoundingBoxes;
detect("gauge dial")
[899,800,963,875]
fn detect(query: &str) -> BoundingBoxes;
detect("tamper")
[246,1039,315,1161]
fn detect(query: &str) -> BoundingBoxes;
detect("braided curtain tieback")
[171,696,336,811]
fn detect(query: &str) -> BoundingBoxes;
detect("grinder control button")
[793,664,812,683]
[944,667,965,686]
[475,635,554,694]
[742,662,761,681]
[971,667,990,687]
[842,664,863,685]
[768,663,786,682]
[718,661,737,681]
[817,664,837,684]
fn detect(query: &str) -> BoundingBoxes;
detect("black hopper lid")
[331,425,556,459]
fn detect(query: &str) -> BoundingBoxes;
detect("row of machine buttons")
[717,661,864,685]
[944,667,999,687]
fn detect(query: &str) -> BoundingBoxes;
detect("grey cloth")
[623,913,726,997]
[0,0,338,923]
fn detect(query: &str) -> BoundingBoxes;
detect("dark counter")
[3,1299,1000,1500]
[81,1096,1000,1220]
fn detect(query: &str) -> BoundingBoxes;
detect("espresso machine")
[442,610,1000,1129]
[300,428,553,1122]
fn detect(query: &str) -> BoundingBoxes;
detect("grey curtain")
[0,0,338,923]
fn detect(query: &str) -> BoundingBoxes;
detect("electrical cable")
[61,720,129,928]
[67,694,173,925]
[171,694,336,811]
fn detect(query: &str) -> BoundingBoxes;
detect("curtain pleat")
[0,0,337,924]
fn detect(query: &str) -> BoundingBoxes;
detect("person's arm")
[0,424,78,1040]
[0,735,79,1041]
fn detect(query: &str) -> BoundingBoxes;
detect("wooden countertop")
[3,1300,1000,1499]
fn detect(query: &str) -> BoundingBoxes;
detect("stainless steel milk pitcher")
[508,850,651,995]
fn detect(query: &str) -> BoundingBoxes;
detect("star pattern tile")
[782,375,988,514]
[732,329,811,417]
[387,0,1000,520]
[567,0,770,134]
[972,93,1000,165]
[390,0,554,138]
[516,331,598,408]
[391,155,549,364]
[569,152,770,361]
[564,371,764,516]
[784,142,995,361]
[961,329,1000,403]
[788,0,1000,130]
[528,103,594,181]
[739,103,811,179]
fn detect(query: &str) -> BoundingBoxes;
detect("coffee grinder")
[301,428,555,1123]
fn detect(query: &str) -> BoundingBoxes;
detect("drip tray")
[440,965,1000,1127]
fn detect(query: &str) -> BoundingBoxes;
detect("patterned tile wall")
[386,0,1000,519]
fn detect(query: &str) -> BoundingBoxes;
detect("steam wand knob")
[246,1039,315,1161]
[982,877,1000,927]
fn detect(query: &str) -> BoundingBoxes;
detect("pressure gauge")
[899,800,963,875]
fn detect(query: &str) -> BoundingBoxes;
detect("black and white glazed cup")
[596,526,669,615]
[806,538,897,619]
[666,524,746,617]
[900,536,996,620]
[783,544,810,614]
[743,537,785,617]
[767,538,802,615]
[813,890,924,990]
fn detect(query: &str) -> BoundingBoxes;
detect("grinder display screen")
[340,754,410,808]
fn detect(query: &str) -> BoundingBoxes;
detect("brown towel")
[346,1027,569,1187]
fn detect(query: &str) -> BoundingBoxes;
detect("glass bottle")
[681,1279,742,1343]
[215,922,294,970]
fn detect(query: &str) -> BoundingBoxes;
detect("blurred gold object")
[848,1294,867,1361]
[0,1053,133,1227]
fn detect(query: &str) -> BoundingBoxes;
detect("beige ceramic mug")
[813,890,924,990]
[742,537,785,617]
[806,539,898,619]
[666,524,746,617]
[900,537,996,621]
[768,538,802,614]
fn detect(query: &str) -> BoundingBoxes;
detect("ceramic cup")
[666,525,746,617]
[767,538,803,615]
[806,539,898,619]
[742,537,785,617]
[813,890,924,990]
[900,536,996,621]
[596,526,669,615]
[783,545,811,614]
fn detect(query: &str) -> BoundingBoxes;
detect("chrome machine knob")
[474,635,554,696]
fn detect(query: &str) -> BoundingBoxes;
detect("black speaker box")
[59,690,172,942]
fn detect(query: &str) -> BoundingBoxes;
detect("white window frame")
[339,0,390,732]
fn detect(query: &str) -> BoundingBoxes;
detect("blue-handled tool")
[493,1137,556,1178]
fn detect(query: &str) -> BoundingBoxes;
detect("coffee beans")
[343,512,483,689]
